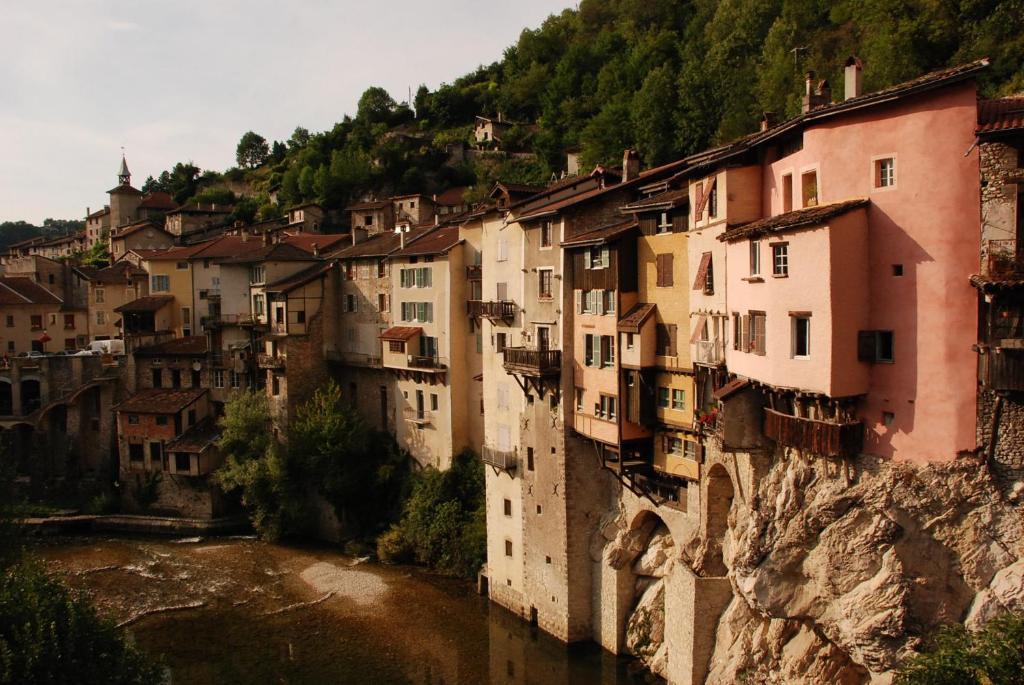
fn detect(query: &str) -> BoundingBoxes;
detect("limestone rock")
[965,557,1024,629]
[625,579,667,678]
[632,526,675,578]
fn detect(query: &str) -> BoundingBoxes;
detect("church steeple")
[118,154,131,186]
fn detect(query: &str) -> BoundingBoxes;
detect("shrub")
[896,613,1024,685]
[376,525,413,564]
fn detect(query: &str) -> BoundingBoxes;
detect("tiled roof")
[969,274,1024,293]
[561,219,638,247]
[345,200,390,211]
[280,233,349,253]
[617,303,657,333]
[265,261,335,293]
[687,59,991,170]
[134,336,208,356]
[74,261,146,284]
[216,242,318,264]
[166,418,221,453]
[332,232,403,259]
[138,191,177,210]
[114,294,175,313]
[133,243,210,261]
[113,219,167,238]
[107,184,143,196]
[380,326,422,341]
[978,97,1024,134]
[0,277,62,305]
[713,377,750,401]
[434,186,469,206]
[86,207,111,219]
[719,198,870,242]
[116,388,207,414]
[167,202,232,215]
[391,225,462,257]
[620,188,689,212]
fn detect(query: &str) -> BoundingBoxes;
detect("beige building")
[74,261,149,341]
[0,277,88,354]
[110,220,175,262]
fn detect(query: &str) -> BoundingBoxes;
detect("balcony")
[763,408,863,457]
[408,355,446,370]
[977,344,1024,392]
[403,408,433,426]
[202,314,265,328]
[694,338,725,366]
[503,347,561,377]
[986,240,1024,280]
[468,300,515,321]
[481,445,517,472]
[257,353,285,369]
[466,264,482,280]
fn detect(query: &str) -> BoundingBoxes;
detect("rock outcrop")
[708,451,1024,683]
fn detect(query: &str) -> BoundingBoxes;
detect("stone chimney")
[801,71,832,113]
[760,112,778,132]
[844,56,863,100]
[622,149,640,183]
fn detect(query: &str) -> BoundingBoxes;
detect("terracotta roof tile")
[74,261,147,284]
[114,294,175,313]
[380,326,422,341]
[265,261,335,293]
[561,219,638,247]
[719,198,869,242]
[138,191,177,210]
[0,277,62,305]
[166,418,221,453]
[332,232,403,259]
[978,97,1024,134]
[134,336,208,356]
[621,188,689,212]
[391,226,462,257]
[617,303,657,333]
[116,388,207,414]
[346,200,390,211]
[167,202,232,215]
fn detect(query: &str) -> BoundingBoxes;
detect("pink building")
[713,59,986,464]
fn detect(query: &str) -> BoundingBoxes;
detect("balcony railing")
[202,314,265,328]
[257,353,285,369]
[986,239,1024,279]
[408,355,446,370]
[403,408,433,425]
[481,445,517,472]
[763,408,863,457]
[466,264,482,280]
[694,338,725,366]
[977,344,1024,392]
[468,300,515,321]
[503,347,561,377]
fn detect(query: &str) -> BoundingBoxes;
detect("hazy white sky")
[0,0,573,224]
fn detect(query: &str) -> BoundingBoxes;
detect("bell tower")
[118,154,131,186]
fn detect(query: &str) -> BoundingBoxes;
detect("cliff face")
[707,453,1024,683]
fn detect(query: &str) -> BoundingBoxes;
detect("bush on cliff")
[377,450,485,579]
[895,612,1024,685]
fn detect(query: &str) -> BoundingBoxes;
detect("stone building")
[74,261,149,341]
[0,277,88,354]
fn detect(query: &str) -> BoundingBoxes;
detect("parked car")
[71,349,101,357]
[85,339,125,356]
[18,351,45,358]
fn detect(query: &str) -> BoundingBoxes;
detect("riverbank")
[17,513,251,537]
[32,536,659,684]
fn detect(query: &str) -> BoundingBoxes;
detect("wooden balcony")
[503,347,561,377]
[408,355,446,370]
[985,239,1024,280]
[466,264,482,280]
[977,344,1024,392]
[468,300,515,321]
[763,408,862,457]
[694,338,725,366]
[257,353,285,370]
[403,408,433,426]
[481,445,516,472]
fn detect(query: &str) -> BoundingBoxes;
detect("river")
[33,536,660,684]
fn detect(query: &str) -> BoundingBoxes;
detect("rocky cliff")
[707,452,1024,684]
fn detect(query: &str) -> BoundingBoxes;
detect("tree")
[632,64,679,166]
[236,131,270,169]
[895,613,1024,685]
[288,126,311,149]
[356,87,397,125]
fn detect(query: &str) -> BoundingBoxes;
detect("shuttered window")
[750,312,766,356]
[694,177,717,221]
[693,252,712,291]
[656,324,677,356]
[656,253,674,287]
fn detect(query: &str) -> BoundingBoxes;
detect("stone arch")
[20,378,40,415]
[704,463,735,577]
[0,378,12,416]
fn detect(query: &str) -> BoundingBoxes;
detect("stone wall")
[977,388,1024,484]
[979,140,1021,250]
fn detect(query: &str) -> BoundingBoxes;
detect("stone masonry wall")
[977,388,1024,484]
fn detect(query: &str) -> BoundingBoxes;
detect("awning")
[379,326,422,341]
[713,378,750,401]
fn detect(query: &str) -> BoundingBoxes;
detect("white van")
[86,339,125,356]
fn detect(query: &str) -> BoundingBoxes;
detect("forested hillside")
[0,219,84,253]
[59,1,1024,228]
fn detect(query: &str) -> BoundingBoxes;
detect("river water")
[33,536,659,684]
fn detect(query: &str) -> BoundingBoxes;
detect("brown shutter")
[640,217,656,236]
[693,252,711,291]
[742,315,750,352]
[689,314,708,344]
[694,177,717,221]
[655,254,664,287]
[755,315,767,356]
[671,210,686,233]
[664,253,673,287]
[668,324,677,356]
[857,331,875,362]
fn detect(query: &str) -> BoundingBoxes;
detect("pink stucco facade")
[751,81,981,463]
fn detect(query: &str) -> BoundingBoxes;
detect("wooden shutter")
[690,314,708,344]
[668,324,678,356]
[640,216,656,236]
[671,210,687,233]
[584,249,593,269]
[576,290,583,314]
[754,315,766,356]
[857,331,876,362]
[655,254,664,287]
[601,246,610,268]
[741,315,750,352]
[497,281,508,300]
[663,253,673,287]
[694,177,717,221]
[600,336,610,367]
[693,252,711,291]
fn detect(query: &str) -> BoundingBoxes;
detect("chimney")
[760,112,778,132]
[622,149,640,183]
[312,242,319,257]
[86,207,90,218]
[400,227,406,250]
[801,70,831,112]
[805,70,815,98]
[844,56,863,100]
[816,79,831,104]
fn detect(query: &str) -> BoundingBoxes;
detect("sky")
[0,0,574,224]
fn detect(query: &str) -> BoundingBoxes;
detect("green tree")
[632,63,680,166]
[356,86,398,125]
[236,131,270,169]
[896,613,1024,685]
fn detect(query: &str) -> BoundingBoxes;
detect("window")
[151,275,169,292]
[495,332,507,353]
[892,264,904,277]
[750,241,761,276]
[250,265,265,284]
[503,499,512,516]
[253,294,265,316]
[656,324,677,356]
[128,415,139,425]
[672,389,685,410]
[389,340,404,353]
[584,334,595,366]
[505,540,513,557]
[875,157,895,188]
[538,269,553,299]
[792,316,811,359]
[272,374,280,396]
[400,267,432,288]
[801,170,818,207]
[63,338,75,350]
[345,294,358,312]
[345,262,355,280]
[214,370,225,389]
[182,307,191,326]
[296,310,306,324]
[156,415,168,426]
[95,288,105,303]
[684,440,698,461]
[575,388,584,412]
[626,333,634,350]
[129,443,144,462]
[497,238,508,262]
[693,252,712,293]
[176,261,189,270]
[707,184,718,218]
[656,212,672,234]
[664,436,683,456]
[782,174,793,213]
[602,290,615,315]
[400,302,433,323]
[732,312,741,350]
[540,221,553,247]
[772,243,789,277]
[858,330,895,363]
[430,393,439,411]
[600,335,615,366]
[596,395,617,420]
[377,259,387,278]
[230,371,242,389]
[175,453,191,473]
[656,253,674,287]
[882,411,895,427]
[3,315,11,327]
[657,387,669,408]
[363,215,373,226]
[585,246,609,269]
[378,293,388,312]
[62,314,75,330]
[749,312,767,356]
